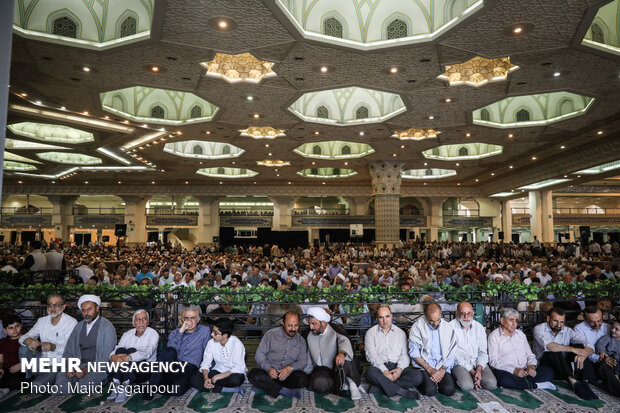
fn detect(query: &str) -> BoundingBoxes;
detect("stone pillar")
[528,191,542,242]
[194,196,221,246]
[96,228,103,244]
[540,190,554,243]
[369,161,404,249]
[428,197,445,242]
[48,195,78,244]
[121,195,149,247]
[0,1,14,206]
[501,200,512,243]
[271,197,294,231]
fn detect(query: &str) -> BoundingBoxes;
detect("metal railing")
[292,208,350,216]
[442,209,480,217]
[72,207,125,215]
[511,207,620,215]
[0,207,52,214]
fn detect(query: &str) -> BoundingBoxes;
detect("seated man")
[488,307,554,391]
[19,294,77,385]
[533,307,597,399]
[450,302,497,392]
[106,309,159,403]
[146,305,210,399]
[248,311,310,398]
[191,318,246,393]
[365,306,422,399]
[305,307,361,400]
[575,306,610,377]
[595,320,620,396]
[0,314,25,395]
[408,303,458,396]
[55,295,117,394]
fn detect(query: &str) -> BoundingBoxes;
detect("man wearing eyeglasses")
[145,306,210,400]
[449,302,497,392]
[19,294,77,385]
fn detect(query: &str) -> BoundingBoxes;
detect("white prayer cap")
[307,306,330,323]
[77,294,101,308]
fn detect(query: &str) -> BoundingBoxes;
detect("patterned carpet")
[1,381,619,413]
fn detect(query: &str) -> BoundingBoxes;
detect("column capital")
[47,195,79,205]
[120,195,150,205]
[368,161,404,195]
[196,196,223,205]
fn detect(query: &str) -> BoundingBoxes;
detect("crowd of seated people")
[1,294,619,402]
[219,210,273,216]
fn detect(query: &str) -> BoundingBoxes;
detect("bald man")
[408,303,458,396]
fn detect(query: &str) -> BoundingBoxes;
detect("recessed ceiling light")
[553,72,561,77]
[560,145,566,149]
[82,66,90,72]
[344,162,348,165]
[491,172,495,176]
[563,175,568,178]
[400,145,405,149]
[104,115,109,119]
[60,106,66,110]
[288,181,291,184]
[218,20,228,29]
[265,144,270,147]
[320,66,328,73]
[597,130,603,135]
[142,124,148,127]
[314,131,319,135]
[577,175,581,178]
[52,181,55,184]
[35,100,42,105]
[424,162,428,166]
[274,169,278,172]
[18,180,23,184]
[393,153,397,157]
[123,120,129,124]
[532,156,537,160]
[455,163,460,166]
[84,181,88,184]
[508,133,514,138]
[20,93,27,97]
[231,161,236,164]
[276,174,280,177]
[205,130,211,134]
[390,67,398,74]
[268,152,272,156]
[312,161,316,165]
[509,165,513,169]
[253,114,260,118]
[219,181,223,184]
[465,132,471,137]
[322,182,326,185]
[428,115,434,120]
[457,183,461,186]
[151,66,159,72]
[513,26,523,34]
[83,111,89,115]
[445,98,452,103]
[359,131,364,136]
[118,181,122,184]
[246,95,254,101]
[475,179,479,182]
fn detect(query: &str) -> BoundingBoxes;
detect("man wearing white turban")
[305,307,362,400]
[54,294,117,394]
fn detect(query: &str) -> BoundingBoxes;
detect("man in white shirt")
[575,306,610,367]
[450,302,497,392]
[191,318,246,393]
[19,294,77,385]
[533,307,597,399]
[76,259,94,284]
[106,309,159,403]
[45,243,65,271]
[364,306,422,399]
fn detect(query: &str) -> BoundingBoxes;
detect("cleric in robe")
[305,307,362,399]
[54,294,117,394]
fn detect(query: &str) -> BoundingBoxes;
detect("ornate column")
[369,161,404,249]
[528,191,542,242]
[48,195,78,244]
[121,195,149,246]
[540,190,554,243]
[194,196,221,246]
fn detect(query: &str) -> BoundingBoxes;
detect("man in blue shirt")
[145,306,210,400]
[136,266,154,282]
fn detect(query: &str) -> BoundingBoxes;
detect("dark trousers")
[248,368,309,398]
[109,347,151,384]
[309,361,356,394]
[365,362,423,397]
[149,347,198,395]
[417,369,456,396]
[539,349,597,382]
[492,366,554,390]
[0,370,26,390]
[597,362,620,397]
[190,369,245,393]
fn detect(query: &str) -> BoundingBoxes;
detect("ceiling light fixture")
[392,128,440,141]
[465,132,471,137]
[246,95,254,101]
[82,66,90,72]
[597,130,603,135]
[218,20,228,29]
[560,145,566,149]
[513,26,523,34]
[390,67,398,74]
[508,133,514,138]
[553,71,561,77]
[509,165,513,169]
[253,114,260,118]
[320,66,328,73]
[314,131,319,135]
[151,66,159,72]
[359,131,364,136]
[532,156,537,160]
[83,111,89,115]
[428,115,434,120]
[20,93,27,97]
[445,98,452,103]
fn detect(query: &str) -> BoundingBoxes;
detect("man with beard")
[305,307,361,400]
[248,311,309,398]
[408,303,458,396]
[449,302,497,392]
[19,294,77,386]
[106,309,159,403]
[533,307,597,399]
[55,295,117,394]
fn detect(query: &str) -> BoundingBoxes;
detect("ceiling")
[3,0,620,199]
